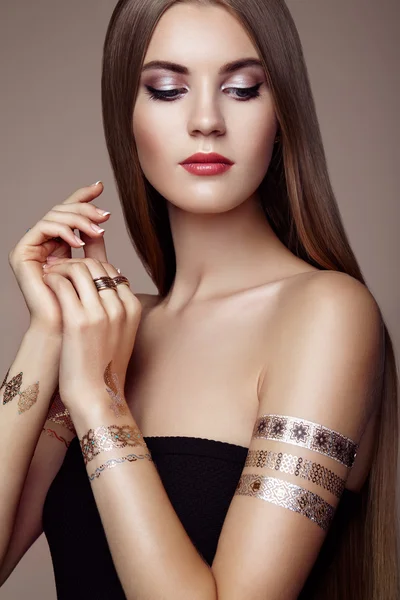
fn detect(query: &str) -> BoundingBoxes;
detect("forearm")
[0,325,62,563]
[72,397,218,600]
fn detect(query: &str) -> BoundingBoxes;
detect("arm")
[72,397,217,600]
[0,326,62,566]
[211,273,384,599]
[72,273,382,600]
[44,259,383,599]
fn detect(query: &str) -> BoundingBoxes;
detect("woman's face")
[133,2,278,214]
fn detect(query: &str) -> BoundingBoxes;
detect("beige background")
[0,0,399,597]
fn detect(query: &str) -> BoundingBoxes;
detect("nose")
[187,81,226,137]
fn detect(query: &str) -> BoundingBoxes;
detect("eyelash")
[144,82,263,102]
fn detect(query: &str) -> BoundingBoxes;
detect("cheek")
[132,104,171,174]
[236,108,276,168]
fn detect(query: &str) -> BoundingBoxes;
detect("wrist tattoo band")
[252,414,358,468]
[235,473,335,531]
[80,424,148,465]
[88,451,153,481]
[42,427,72,449]
[245,449,345,498]
[104,361,129,418]
[1,369,39,414]
[46,389,76,434]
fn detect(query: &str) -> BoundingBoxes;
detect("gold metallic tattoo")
[253,414,358,468]
[245,449,345,498]
[46,389,76,433]
[42,427,72,449]
[1,370,39,414]
[0,367,10,391]
[18,382,40,415]
[88,451,153,481]
[104,361,129,418]
[235,473,335,531]
[80,424,148,465]
[2,371,23,404]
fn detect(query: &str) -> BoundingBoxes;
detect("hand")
[42,257,142,418]
[8,182,110,334]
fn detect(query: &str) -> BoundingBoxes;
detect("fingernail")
[74,234,85,246]
[46,255,60,263]
[42,263,49,269]
[117,268,121,274]
[95,208,111,216]
[91,180,102,187]
[90,223,105,233]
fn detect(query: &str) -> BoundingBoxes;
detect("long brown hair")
[100,1,399,597]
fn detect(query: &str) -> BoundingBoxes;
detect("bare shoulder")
[266,269,384,399]
[279,269,382,328]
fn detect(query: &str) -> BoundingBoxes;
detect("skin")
[132,3,318,314]
[1,4,379,597]
[127,3,378,494]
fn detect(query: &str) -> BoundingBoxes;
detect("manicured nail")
[90,223,105,233]
[91,180,102,187]
[95,208,111,216]
[74,234,85,246]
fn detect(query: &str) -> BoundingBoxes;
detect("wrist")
[69,391,132,437]
[26,321,63,345]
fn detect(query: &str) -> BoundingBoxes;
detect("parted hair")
[100,1,399,597]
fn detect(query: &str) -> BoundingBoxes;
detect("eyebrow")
[141,57,263,75]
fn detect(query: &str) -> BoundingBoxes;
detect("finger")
[42,211,106,241]
[49,199,111,263]
[81,226,108,262]
[62,183,108,262]
[42,273,84,326]
[62,181,104,206]
[50,202,111,226]
[20,219,86,252]
[44,259,122,315]
[100,263,138,312]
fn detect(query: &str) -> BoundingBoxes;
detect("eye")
[144,83,263,102]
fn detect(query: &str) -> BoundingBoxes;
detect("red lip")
[180,152,234,165]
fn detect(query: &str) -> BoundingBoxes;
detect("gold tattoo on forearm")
[245,449,345,498]
[1,369,39,414]
[252,414,358,468]
[80,424,148,465]
[0,367,10,391]
[235,473,335,531]
[46,389,76,433]
[42,427,72,449]
[104,361,129,418]
[88,451,153,481]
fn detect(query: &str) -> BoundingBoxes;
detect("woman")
[0,0,398,598]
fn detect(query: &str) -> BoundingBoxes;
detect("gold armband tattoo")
[80,424,148,465]
[245,449,345,498]
[47,389,76,433]
[42,427,72,449]
[88,451,153,481]
[104,361,129,418]
[253,414,358,468]
[1,368,39,414]
[235,473,335,531]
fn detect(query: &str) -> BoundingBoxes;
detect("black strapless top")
[42,435,361,599]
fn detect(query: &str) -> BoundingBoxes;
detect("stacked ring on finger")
[93,276,117,292]
[113,275,130,287]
